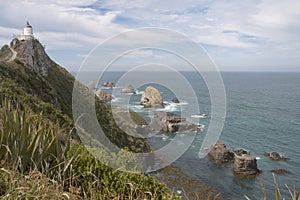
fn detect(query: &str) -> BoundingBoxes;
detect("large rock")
[136,112,200,134]
[208,142,235,164]
[264,152,289,161]
[95,89,113,102]
[121,84,135,94]
[172,98,180,103]
[233,155,260,177]
[160,112,199,133]
[140,86,164,108]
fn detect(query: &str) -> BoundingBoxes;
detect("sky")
[0,0,300,72]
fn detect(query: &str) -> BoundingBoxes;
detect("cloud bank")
[0,0,299,71]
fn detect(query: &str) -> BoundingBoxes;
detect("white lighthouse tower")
[18,21,34,40]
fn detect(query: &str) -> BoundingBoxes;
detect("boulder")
[233,155,260,177]
[264,152,289,161]
[140,86,164,108]
[95,89,113,102]
[208,142,235,164]
[172,98,180,103]
[102,81,115,88]
[121,84,135,94]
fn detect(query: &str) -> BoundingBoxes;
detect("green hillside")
[0,39,177,199]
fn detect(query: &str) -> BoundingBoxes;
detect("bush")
[0,98,68,175]
[67,143,179,199]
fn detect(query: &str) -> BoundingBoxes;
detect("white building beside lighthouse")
[18,21,34,40]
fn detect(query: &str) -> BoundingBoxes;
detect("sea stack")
[140,86,164,108]
[233,154,260,177]
[208,142,235,164]
[121,84,135,94]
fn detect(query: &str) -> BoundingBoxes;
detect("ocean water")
[75,71,300,199]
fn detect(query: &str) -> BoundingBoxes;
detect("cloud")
[0,0,299,71]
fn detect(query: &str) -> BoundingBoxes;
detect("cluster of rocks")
[96,82,136,102]
[208,142,260,178]
[95,84,199,134]
[208,142,291,178]
[102,81,115,88]
[139,86,199,133]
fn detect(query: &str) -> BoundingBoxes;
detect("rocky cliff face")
[9,38,55,77]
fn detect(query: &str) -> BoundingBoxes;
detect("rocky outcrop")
[136,112,199,134]
[233,155,260,177]
[270,169,290,176]
[9,38,55,77]
[160,112,199,133]
[172,98,180,103]
[140,86,164,108]
[208,142,235,164]
[95,89,113,102]
[121,84,135,94]
[102,82,115,88]
[264,152,289,161]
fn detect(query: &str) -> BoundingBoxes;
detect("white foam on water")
[135,90,144,94]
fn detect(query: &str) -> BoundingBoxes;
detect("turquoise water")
[75,71,300,199]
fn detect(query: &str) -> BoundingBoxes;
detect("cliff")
[0,37,149,152]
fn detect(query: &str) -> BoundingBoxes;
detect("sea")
[73,71,300,199]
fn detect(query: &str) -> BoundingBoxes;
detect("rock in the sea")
[270,169,290,176]
[136,112,199,134]
[233,155,260,177]
[234,149,250,156]
[208,142,235,164]
[121,84,135,94]
[102,81,115,88]
[140,86,164,108]
[161,112,199,133]
[172,98,180,103]
[264,152,289,161]
[95,89,113,102]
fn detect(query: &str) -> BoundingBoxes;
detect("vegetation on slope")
[0,52,177,199]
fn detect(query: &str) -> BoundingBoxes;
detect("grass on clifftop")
[0,97,179,199]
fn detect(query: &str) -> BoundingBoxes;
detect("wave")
[191,114,208,119]
[135,90,144,95]
[111,97,122,102]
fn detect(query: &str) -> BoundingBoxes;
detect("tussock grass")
[0,97,179,199]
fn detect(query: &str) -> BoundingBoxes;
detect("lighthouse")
[18,21,34,40]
